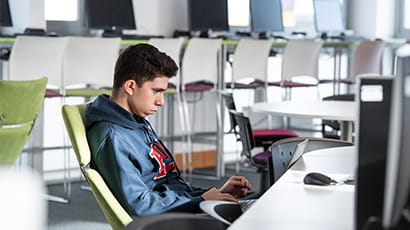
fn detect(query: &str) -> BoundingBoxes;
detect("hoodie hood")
[86,94,144,130]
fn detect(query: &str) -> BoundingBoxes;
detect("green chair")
[0,77,47,165]
[61,103,133,230]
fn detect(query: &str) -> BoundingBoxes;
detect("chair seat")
[252,151,271,165]
[318,78,355,84]
[253,129,298,138]
[182,83,214,92]
[323,133,341,140]
[225,80,266,89]
[268,80,317,88]
[45,91,63,98]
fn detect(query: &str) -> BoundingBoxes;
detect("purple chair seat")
[253,129,298,139]
[268,80,317,88]
[168,82,177,89]
[225,79,266,89]
[252,151,271,165]
[323,133,341,140]
[182,81,214,92]
[45,91,63,98]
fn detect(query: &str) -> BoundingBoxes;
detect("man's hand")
[219,176,252,198]
[201,187,238,202]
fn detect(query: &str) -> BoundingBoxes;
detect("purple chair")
[229,109,285,196]
[220,91,298,152]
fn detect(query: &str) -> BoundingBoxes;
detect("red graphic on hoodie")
[149,142,176,180]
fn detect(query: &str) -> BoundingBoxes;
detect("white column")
[347,0,396,40]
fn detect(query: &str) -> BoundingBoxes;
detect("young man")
[86,44,251,216]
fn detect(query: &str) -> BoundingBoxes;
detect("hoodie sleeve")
[93,132,204,216]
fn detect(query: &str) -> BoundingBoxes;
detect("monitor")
[188,0,229,32]
[313,0,345,33]
[86,0,136,36]
[382,44,410,229]
[250,0,284,33]
[0,0,13,27]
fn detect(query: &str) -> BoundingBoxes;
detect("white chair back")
[351,40,385,78]
[181,38,221,87]
[8,36,67,89]
[63,36,121,88]
[148,37,185,87]
[232,39,272,83]
[281,40,323,82]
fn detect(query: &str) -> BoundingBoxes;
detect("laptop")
[287,139,309,169]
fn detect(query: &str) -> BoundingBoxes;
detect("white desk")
[229,146,356,230]
[251,101,357,141]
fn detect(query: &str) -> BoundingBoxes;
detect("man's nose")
[156,94,165,106]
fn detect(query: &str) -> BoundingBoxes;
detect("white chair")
[8,36,67,93]
[62,36,121,97]
[148,37,185,89]
[179,38,222,177]
[320,40,385,94]
[229,39,272,91]
[7,36,71,203]
[269,40,324,100]
[342,40,385,84]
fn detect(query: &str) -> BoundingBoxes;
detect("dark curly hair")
[113,43,178,90]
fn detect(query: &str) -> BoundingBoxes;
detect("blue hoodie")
[86,94,207,216]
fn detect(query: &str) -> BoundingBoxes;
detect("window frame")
[45,0,89,36]
[395,0,410,38]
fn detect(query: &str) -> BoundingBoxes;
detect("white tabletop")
[251,101,357,121]
[229,146,357,230]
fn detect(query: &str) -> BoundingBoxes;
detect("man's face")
[127,76,169,117]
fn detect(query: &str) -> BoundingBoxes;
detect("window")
[44,0,88,36]
[396,0,410,38]
[228,0,250,29]
[45,0,78,21]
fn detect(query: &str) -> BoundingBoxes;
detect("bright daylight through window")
[45,0,78,21]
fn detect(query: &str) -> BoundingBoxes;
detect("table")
[229,146,356,230]
[251,101,357,141]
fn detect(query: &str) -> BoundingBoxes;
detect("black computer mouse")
[303,172,337,186]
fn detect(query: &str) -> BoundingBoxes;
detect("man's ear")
[124,80,136,95]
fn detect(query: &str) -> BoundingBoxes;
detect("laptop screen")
[288,139,309,169]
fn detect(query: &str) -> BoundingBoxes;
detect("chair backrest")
[181,38,221,87]
[62,37,121,89]
[8,36,67,89]
[351,40,385,78]
[281,40,323,82]
[0,77,47,165]
[61,103,133,230]
[228,110,255,161]
[232,39,272,84]
[148,38,185,88]
[270,137,353,182]
[219,91,238,133]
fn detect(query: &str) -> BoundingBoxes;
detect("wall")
[3,0,46,35]
[347,0,396,39]
[133,0,188,36]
